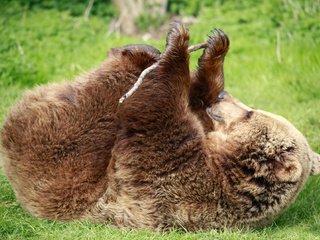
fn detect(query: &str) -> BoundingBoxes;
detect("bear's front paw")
[166,21,190,51]
[204,29,229,60]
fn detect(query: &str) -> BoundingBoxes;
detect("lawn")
[1,0,320,239]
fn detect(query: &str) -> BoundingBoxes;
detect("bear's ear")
[108,47,121,57]
[310,151,320,175]
[273,156,302,182]
[107,45,160,70]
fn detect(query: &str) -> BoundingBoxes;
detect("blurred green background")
[0,0,320,239]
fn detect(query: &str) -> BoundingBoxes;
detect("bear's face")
[206,91,320,185]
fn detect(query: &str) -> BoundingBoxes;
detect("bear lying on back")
[1,22,319,231]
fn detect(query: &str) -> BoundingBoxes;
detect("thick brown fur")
[1,22,319,231]
[0,44,160,220]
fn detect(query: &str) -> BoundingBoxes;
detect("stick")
[119,42,207,104]
[187,42,207,52]
[276,30,282,64]
[84,0,95,21]
[119,62,160,104]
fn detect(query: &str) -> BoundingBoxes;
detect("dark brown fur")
[1,22,319,231]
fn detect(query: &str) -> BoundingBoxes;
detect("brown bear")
[1,22,319,231]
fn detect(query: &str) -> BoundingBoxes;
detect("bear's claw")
[166,21,190,51]
[205,28,230,58]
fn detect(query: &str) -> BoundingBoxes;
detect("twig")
[119,62,160,104]
[15,39,24,56]
[84,0,95,21]
[188,42,207,52]
[107,14,124,37]
[276,30,282,64]
[119,42,207,104]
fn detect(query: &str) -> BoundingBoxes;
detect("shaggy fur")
[1,22,319,231]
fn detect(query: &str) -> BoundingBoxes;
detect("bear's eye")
[218,91,227,100]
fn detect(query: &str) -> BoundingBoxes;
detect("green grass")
[1,0,320,239]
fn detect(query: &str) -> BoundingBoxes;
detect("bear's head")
[207,91,319,180]
[205,91,319,222]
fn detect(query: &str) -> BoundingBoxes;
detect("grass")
[1,0,320,239]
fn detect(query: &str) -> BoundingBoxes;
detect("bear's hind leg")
[190,29,230,109]
[117,21,191,129]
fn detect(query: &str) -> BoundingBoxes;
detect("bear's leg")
[113,22,204,179]
[190,29,230,110]
[117,21,191,133]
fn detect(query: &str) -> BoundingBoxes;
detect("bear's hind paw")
[165,21,190,53]
[206,29,230,59]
